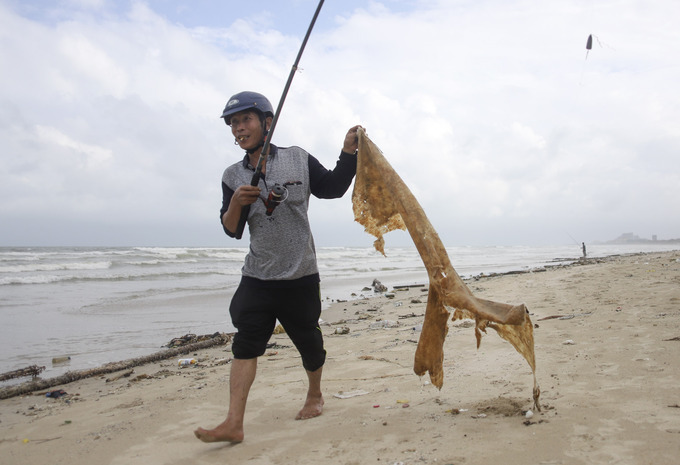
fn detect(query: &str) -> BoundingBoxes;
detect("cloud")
[1,0,679,246]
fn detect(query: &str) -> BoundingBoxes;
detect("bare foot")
[194,424,244,443]
[295,394,324,420]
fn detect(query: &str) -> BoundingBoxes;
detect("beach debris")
[178,358,197,367]
[357,355,393,365]
[538,315,572,321]
[663,337,680,342]
[394,284,425,290]
[333,389,370,399]
[265,342,290,350]
[0,364,45,382]
[334,326,350,335]
[562,339,576,345]
[369,320,400,329]
[45,389,68,399]
[165,332,226,348]
[51,356,71,365]
[398,312,424,319]
[22,436,61,444]
[525,409,534,419]
[385,293,396,299]
[0,333,232,400]
[372,278,388,292]
[538,312,591,321]
[130,374,150,382]
[352,129,540,411]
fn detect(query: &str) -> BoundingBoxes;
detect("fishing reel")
[263,181,301,216]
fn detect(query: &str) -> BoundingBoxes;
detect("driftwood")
[0,365,46,382]
[0,333,232,400]
[352,129,540,410]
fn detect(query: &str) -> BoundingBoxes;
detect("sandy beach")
[2,250,679,465]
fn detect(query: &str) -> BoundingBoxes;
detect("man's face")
[230,110,263,151]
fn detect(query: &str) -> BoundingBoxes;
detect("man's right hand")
[232,185,262,207]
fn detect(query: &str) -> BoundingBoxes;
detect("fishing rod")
[234,0,325,239]
[566,232,580,246]
[566,232,587,258]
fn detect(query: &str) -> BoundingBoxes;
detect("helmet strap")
[246,113,269,154]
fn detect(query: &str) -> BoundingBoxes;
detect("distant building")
[604,233,680,244]
[610,233,645,243]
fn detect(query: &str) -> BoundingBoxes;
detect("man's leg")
[295,366,324,420]
[194,357,257,442]
[276,284,325,421]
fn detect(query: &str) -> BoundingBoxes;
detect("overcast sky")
[1,0,679,247]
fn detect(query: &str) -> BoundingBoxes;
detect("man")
[194,91,361,443]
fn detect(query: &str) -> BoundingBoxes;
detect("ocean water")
[1,243,677,380]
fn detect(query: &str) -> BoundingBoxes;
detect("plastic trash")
[333,390,370,399]
[369,320,400,329]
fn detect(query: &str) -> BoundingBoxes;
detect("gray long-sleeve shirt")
[220,144,356,283]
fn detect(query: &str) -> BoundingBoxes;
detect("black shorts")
[229,281,326,372]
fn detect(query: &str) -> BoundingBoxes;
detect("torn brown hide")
[352,129,540,410]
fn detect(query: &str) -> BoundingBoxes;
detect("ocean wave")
[122,259,199,267]
[0,261,112,273]
[320,264,409,274]
[132,247,247,260]
[1,274,66,285]
[0,268,241,286]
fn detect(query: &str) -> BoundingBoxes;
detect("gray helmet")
[221,91,274,125]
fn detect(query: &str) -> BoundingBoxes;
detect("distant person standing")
[582,242,587,259]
